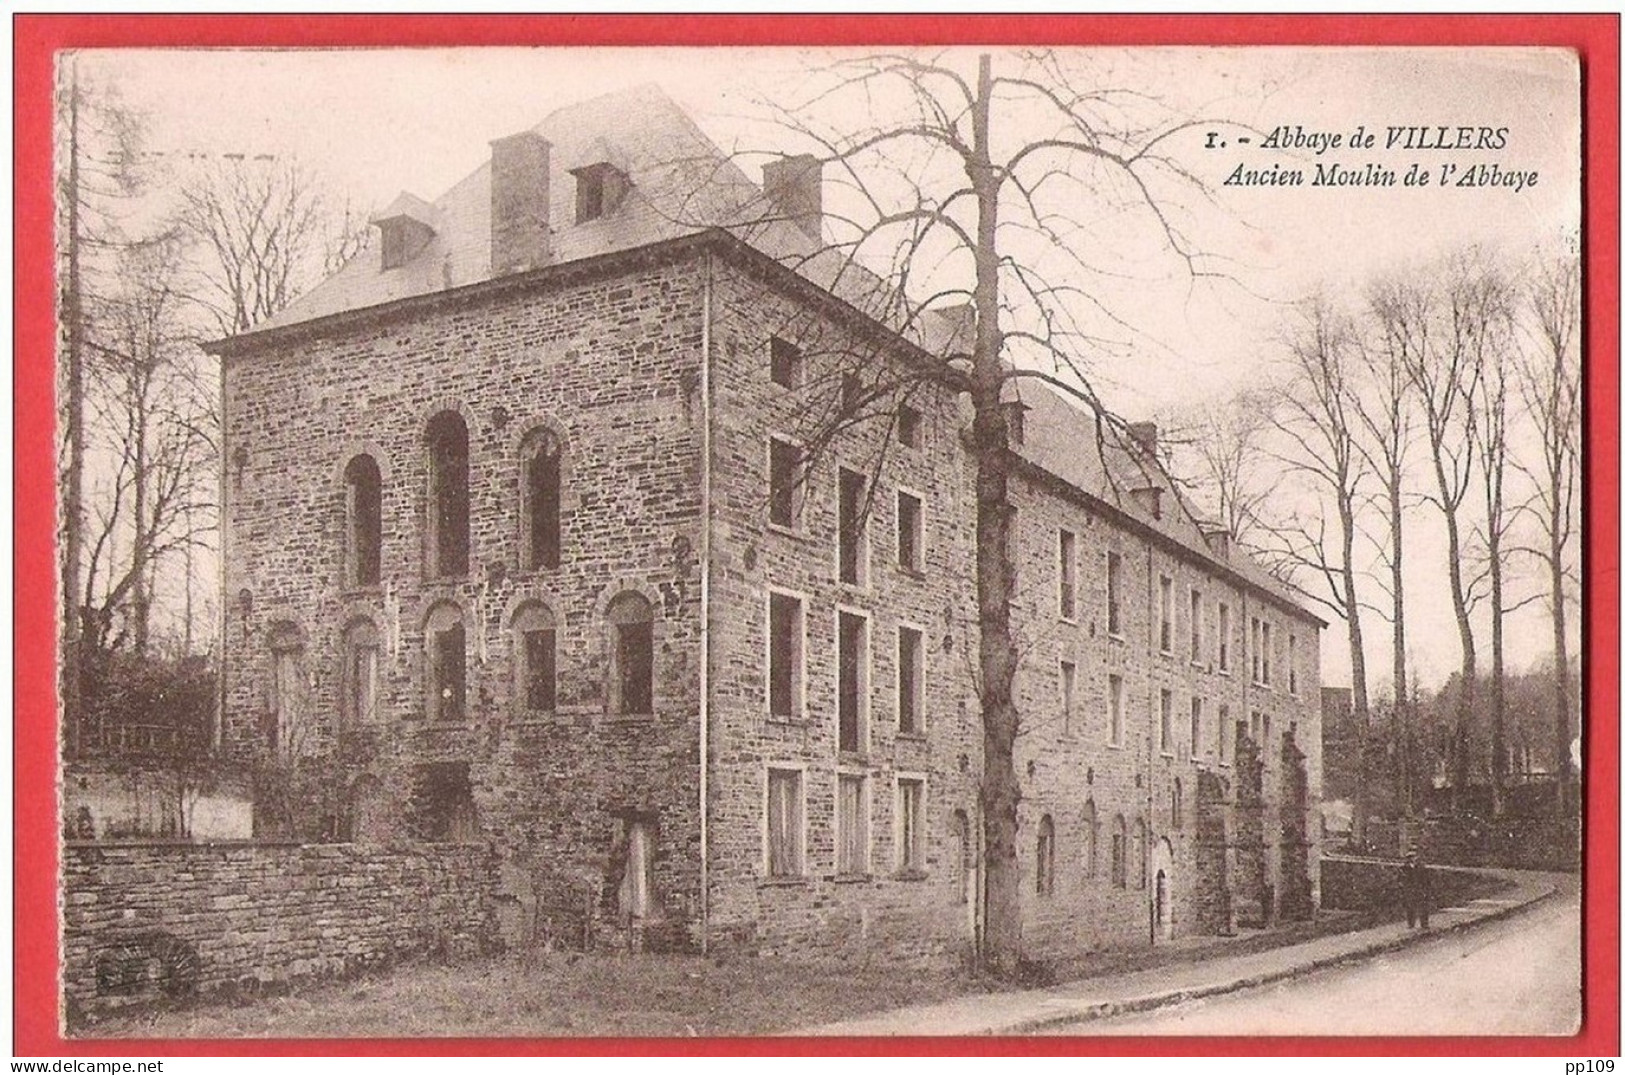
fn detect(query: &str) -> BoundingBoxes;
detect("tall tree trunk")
[61,62,85,758]
[968,53,1023,978]
[1388,475,1410,816]
[131,387,150,655]
[1489,539,1506,815]
[1341,494,1371,845]
[1550,515,1572,816]
[1436,473,1476,813]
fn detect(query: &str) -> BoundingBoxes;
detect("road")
[1044,877,1581,1036]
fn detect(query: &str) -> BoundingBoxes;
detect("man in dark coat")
[1402,848,1432,929]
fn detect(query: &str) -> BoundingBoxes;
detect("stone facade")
[62,841,494,1022]
[208,87,1324,970]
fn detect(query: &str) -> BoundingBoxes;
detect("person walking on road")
[1403,848,1432,930]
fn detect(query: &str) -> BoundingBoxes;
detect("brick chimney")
[490,130,552,276]
[1201,523,1232,559]
[762,155,823,241]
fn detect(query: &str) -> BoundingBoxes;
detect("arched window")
[1172,778,1184,829]
[607,591,654,715]
[512,602,557,713]
[1111,814,1127,888]
[341,618,381,727]
[1036,814,1056,896]
[1082,799,1098,879]
[425,411,469,578]
[343,454,383,587]
[425,602,466,722]
[521,428,563,571]
[266,622,307,756]
[1134,817,1148,889]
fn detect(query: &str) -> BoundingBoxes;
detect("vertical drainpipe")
[216,354,230,752]
[698,250,714,955]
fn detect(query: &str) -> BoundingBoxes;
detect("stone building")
[208,84,1324,964]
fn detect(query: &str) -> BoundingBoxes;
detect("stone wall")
[62,841,496,1024]
[221,254,709,951]
[1319,853,1507,916]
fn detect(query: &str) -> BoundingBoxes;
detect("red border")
[13,13,1619,1058]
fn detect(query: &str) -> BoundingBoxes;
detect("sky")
[74,45,1583,692]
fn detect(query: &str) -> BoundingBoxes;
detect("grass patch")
[80,950,974,1038]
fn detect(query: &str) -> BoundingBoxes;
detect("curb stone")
[999,878,1560,1036]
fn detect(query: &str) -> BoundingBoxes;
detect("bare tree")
[724,51,1238,975]
[1468,304,1524,815]
[1513,250,1581,815]
[1161,389,1278,549]
[1354,283,1419,814]
[56,58,148,755]
[1263,300,1373,842]
[175,156,331,336]
[79,235,215,663]
[1390,251,1501,811]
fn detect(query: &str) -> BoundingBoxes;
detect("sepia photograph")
[22,18,1611,1053]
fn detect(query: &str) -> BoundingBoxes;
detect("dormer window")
[371,192,438,272]
[570,162,630,224]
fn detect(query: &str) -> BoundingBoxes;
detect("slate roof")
[245,83,1311,625]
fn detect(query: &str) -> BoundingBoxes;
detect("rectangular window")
[838,467,868,586]
[896,490,923,573]
[1289,633,1298,695]
[897,625,923,735]
[1219,603,1231,672]
[768,591,803,720]
[1251,617,1262,683]
[896,777,925,872]
[768,437,801,529]
[1106,552,1123,636]
[1058,529,1077,620]
[433,624,467,722]
[1060,660,1077,737]
[1158,575,1173,653]
[522,628,556,712]
[1190,589,1203,662]
[838,609,869,753]
[1109,673,1124,746]
[1262,622,1273,686]
[837,772,869,875]
[1160,688,1174,754]
[1190,696,1203,760]
[1218,704,1230,764]
[766,768,804,877]
[898,404,921,448]
[770,336,800,388]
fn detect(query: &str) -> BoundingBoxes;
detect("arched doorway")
[1151,837,1175,942]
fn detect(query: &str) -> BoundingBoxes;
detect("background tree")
[1161,388,1277,550]
[1468,305,1525,815]
[176,156,335,337]
[56,59,149,755]
[1264,300,1373,842]
[79,234,215,661]
[1513,249,1581,815]
[1351,286,1419,815]
[1390,253,1495,810]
